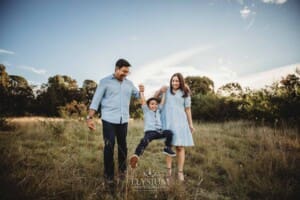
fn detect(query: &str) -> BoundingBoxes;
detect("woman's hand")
[160,86,168,93]
[189,125,195,133]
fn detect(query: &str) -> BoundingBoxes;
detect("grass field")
[0,117,299,200]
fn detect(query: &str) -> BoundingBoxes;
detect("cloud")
[240,6,251,19]
[0,48,15,55]
[19,65,47,75]
[240,6,256,31]
[261,0,288,4]
[234,63,299,89]
[219,66,237,79]
[130,46,243,96]
[245,17,255,31]
[212,59,238,89]
[28,80,42,86]
[130,46,214,97]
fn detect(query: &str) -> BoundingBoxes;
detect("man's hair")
[115,58,131,68]
[146,97,160,106]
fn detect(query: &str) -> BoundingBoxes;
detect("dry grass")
[0,118,299,200]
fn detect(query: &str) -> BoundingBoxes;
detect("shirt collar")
[110,73,127,81]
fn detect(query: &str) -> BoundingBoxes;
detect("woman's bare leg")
[176,146,185,181]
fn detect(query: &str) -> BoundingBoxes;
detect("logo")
[128,168,168,191]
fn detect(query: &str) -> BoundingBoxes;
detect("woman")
[155,72,194,181]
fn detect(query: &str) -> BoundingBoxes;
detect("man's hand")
[138,84,145,93]
[87,119,96,131]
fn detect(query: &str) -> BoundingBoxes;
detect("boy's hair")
[146,97,160,106]
[115,58,131,68]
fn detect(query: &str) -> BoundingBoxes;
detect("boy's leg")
[161,130,173,147]
[102,120,116,181]
[162,130,176,157]
[135,131,161,156]
[130,131,161,169]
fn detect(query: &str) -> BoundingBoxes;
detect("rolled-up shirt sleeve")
[131,84,140,99]
[89,80,106,111]
[184,96,191,108]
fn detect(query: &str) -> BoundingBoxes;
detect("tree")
[129,97,142,119]
[58,100,88,118]
[82,79,97,105]
[0,66,34,116]
[35,75,83,116]
[0,64,10,88]
[185,76,214,95]
[217,82,243,98]
[0,65,10,116]
[280,74,300,97]
[277,74,300,124]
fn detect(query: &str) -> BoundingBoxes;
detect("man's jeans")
[134,130,173,156]
[102,120,128,180]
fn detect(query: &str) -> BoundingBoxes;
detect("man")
[86,58,144,182]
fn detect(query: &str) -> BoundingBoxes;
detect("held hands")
[138,84,145,93]
[160,86,168,93]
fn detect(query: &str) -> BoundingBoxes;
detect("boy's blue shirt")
[142,104,163,132]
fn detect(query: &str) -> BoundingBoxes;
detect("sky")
[1,0,300,96]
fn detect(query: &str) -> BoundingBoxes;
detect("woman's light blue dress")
[161,88,194,146]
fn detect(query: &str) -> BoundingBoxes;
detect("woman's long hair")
[170,73,191,97]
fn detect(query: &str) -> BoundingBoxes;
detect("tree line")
[0,64,299,127]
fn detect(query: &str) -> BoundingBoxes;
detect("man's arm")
[132,83,144,99]
[86,109,96,131]
[140,91,146,105]
[89,81,105,111]
[87,81,105,131]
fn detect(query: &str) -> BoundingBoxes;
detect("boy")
[129,88,176,169]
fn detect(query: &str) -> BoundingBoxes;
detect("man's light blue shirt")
[89,74,140,124]
[142,104,162,132]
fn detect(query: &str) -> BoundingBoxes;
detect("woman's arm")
[185,107,194,133]
[160,91,166,106]
[154,86,168,98]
